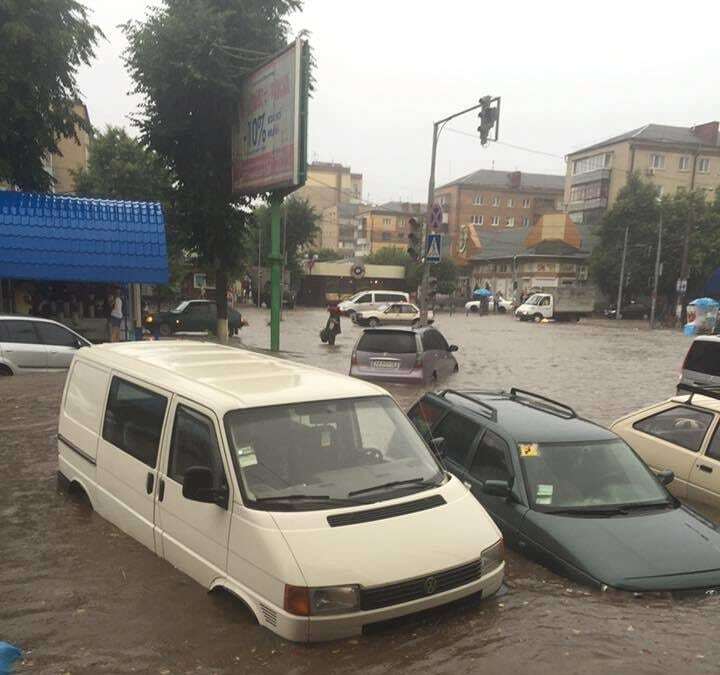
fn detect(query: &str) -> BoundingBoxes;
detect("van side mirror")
[431,436,447,460]
[482,480,511,498]
[183,466,228,508]
[448,344,458,352]
[658,469,674,487]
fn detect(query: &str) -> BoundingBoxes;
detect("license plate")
[371,359,399,370]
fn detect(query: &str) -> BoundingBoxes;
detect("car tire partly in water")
[533,313,544,323]
[368,318,379,328]
[0,364,13,376]
[158,323,172,337]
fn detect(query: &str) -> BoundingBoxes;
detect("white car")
[465,297,513,314]
[0,315,91,375]
[338,290,409,318]
[58,341,504,642]
[354,303,434,327]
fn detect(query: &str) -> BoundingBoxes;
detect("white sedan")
[465,297,513,314]
[354,303,434,327]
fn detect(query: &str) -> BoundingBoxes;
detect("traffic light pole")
[419,100,493,325]
[615,225,629,321]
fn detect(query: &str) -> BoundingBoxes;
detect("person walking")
[110,290,123,342]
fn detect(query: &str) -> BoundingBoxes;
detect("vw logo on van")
[424,576,438,595]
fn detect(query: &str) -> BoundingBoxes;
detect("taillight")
[414,352,422,368]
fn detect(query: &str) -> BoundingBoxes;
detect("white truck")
[515,288,595,322]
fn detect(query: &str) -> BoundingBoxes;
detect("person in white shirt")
[110,291,123,342]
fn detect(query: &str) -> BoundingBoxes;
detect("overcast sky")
[79,0,720,204]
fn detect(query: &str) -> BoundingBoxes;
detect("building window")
[492,196,500,207]
[522,216,530,227]
[471,215,483,225]
[650,154,665,169]
[506,217,515,227]
[569,181,608,203]
[679,156,690,171]
[473,194,483,205]
[491,216,500,226]
[522,198,530,208]
[438,195,448,206]
[698,158,710,174]
[572,152,610,175]
[507,198,514,207]
[382,217,391,226]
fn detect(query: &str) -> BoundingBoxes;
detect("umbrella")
[689,297,719,309]
[472,288,493,299]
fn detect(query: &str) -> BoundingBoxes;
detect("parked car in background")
[0,315,91,375]
[678,336,720,392]
[350,327,457,384]
[144,300,245,337]
[611,384,720,510]
[515,288,595,322]
[353,302,433,327]
[408,387,720,592]
[58,341,504,642]
[465,297,513,314]
[603,301,649,320]
[338,290,409,319]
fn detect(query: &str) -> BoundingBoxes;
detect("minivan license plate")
[371,359,399,370]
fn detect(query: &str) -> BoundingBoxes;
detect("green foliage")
[251,197,320,274]
[73,126,174,202]
[123,0,301,316]
[590,173,720,307]
[309,248,346,262]
[364,246,458,293]
[0,0,102,190]
[364,246,411,266]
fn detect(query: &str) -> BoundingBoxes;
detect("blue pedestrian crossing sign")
[426,233,442,263]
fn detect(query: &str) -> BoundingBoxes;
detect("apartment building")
[293,161,363,249]
[565,121,720,225]
[320,203,367,256]
[434,169,565,259]
[358,201,425,254]
[45,102,91,194]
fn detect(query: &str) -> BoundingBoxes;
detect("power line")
[445,127,565,160]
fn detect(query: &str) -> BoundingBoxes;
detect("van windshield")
[524,294,541,305]
[224,396,444,510]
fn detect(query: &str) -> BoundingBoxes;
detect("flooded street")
[3,308,720,674]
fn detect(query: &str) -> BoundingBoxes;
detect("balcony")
[567,196,608,212]
[569,168,611,187]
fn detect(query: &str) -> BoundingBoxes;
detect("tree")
[364,246,457,294]
[309,248,345,262]
[73,126,174,202]
[0,0,101,191]
[123,0,301,341]
[250,197,320,275]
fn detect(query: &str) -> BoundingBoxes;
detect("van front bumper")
[267,561,504,642]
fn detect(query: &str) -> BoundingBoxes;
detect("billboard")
[231,39,309,195]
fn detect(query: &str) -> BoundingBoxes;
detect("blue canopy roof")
[0,191,169,284]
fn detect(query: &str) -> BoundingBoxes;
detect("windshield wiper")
[255,494,361,506]
[615,501,673,511]
[546,506,630,516]
[348,477,438,497]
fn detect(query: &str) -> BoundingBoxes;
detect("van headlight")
[481,539,504,575]
[284,584,361,616]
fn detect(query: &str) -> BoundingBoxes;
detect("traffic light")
[477,95,500,146]
[428,276,438,301]
[407,217,422,261]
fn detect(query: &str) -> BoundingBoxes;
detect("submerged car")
[350,327,458,384]
[144,299,244,337]
[611,384,720,511]
[353,302,433,327]
[408,387,720,592]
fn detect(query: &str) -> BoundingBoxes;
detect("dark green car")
[409,388,720,592]
[144,300,244,337]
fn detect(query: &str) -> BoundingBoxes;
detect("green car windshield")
[520,439,670,511]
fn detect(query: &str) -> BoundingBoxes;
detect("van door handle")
[146,472,154,494]
[699,464,713,474]
[158,478,165,502]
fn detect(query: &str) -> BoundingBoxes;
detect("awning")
[0,191,169,284]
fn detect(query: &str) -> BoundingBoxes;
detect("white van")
[57,342,504,642]
[338,290,409,318]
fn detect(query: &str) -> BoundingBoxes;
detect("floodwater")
[3,308,720,674]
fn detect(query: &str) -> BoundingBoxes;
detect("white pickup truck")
[515,288,595,322]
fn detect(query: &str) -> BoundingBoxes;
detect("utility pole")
[269,193,283,351]
[650,211,663,329]
[615,225,629,320]
[418,96,500,325]
[676,216,692,327]
[512,255,518,302]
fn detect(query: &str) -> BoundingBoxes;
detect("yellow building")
[293,161,363,249]
[565,121,720,225]
[358,202,425,254]
[44,102,91,194]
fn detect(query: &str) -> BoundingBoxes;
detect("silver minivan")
[679,336,720,392]
[0,315,91,375]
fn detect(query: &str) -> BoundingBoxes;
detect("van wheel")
[469,305,478,313]
[158,323,172,337]
[368,318,379,328]
[533,313,544,323]
[0,364,13,376]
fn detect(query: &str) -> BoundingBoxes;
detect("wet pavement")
[3,307,720,674]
